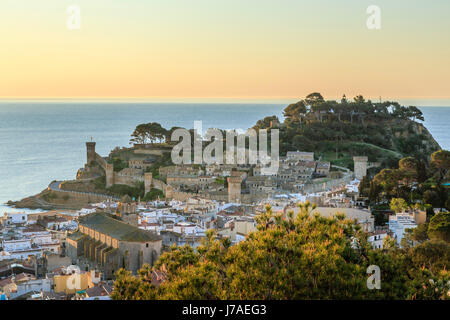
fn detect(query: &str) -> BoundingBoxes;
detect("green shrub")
[428,212,450,242]
[42,192,58,202]
[107,183,144,199]
[142,188,164,201]
[111,157,129,172]
[92,176,106,191]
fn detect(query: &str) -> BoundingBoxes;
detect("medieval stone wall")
[165,185,265,204]
[118,240,162,273]
[50,189,118,202]
[302,174,353,194]
[133,149,167,156]
[152,179,167,193]
[75,223,162,276]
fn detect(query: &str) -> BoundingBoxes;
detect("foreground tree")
[427,212,450,242]
[409,240,450,274]
[112,202,450,300]
[283,102,307,123]
[370,152,449,211]
[390,198,408,213]
[431,150,450,180]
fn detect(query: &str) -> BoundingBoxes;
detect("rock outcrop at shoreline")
[8,188,91,211]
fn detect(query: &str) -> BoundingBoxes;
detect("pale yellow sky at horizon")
[1,0,449,103]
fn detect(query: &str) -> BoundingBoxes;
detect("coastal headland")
[7,94,442,211]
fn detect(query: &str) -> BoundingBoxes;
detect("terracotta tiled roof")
[151,270,167,287]
[0,277,13,287]
[79,213,161,242]
[14,272,35,282]
[22,225,47,233]
[86,284,113,297]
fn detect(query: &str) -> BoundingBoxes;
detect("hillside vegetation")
[253,93,441,170]
[112,203,450,300]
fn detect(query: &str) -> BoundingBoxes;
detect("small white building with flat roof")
[1,212,27,226]
[389,213,417,246]
[285,206,375,233]
[286,151,314,161]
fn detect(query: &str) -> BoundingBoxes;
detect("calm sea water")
[0,103,448,211]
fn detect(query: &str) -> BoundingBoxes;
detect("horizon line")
[1,97,450,106]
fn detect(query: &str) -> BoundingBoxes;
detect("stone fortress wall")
[301,173,353,194]
[165,184,267,204]
[133,149,169,156]
[87,141,136,188]
[48,182,119,202]
[353,156,381,180]
[84,141,167,195]
[85,141,379,204]
[164,155,377,204]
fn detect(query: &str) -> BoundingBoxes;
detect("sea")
[0,103,449,213]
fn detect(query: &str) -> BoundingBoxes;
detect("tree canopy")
[366,151,450,212]
[112,202,450,300]
[259,93,439,171]
[130,122,169,145]
[428,212,450,242]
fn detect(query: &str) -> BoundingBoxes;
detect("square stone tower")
[144,172,153,195]
[227,176,242,203]
[353,156,368,180]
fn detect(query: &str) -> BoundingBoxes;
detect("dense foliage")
[127,93,439,170]
[143,188,164,201]
[106,182,145,200]
[360,150,450,213]
[253,93,439,169]
[130,122,169,144]
[112,203,449,300]
[428,212,450,242]
[110,157,128,172]
[129,123,184,145]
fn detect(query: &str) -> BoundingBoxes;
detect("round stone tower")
[86,141,96,165]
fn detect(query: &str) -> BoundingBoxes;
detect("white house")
[0,239,44,261]
[9,278,53,300]
[31,234,53,245]
[367,230,391,249]
[31,234,60,253]
[45,218,72,230]
[186,197,218,213]
[235,232,246,244]
[2,239,32,252]
[173,222,204,235]
[139,222,162,233]
[77,207,97,216]
[389,213,417,246]
[1,212,27,226]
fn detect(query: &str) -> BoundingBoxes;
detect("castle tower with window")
[86,140,96,165]
[227,176,242,203]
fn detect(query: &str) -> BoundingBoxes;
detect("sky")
[1,0,449,104]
